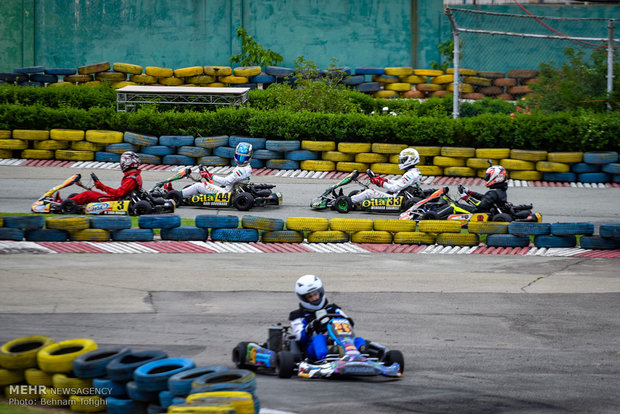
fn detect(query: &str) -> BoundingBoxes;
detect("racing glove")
[91,173,105,190]
[458,184,473,196]
[90,172,100,183]
[370,175,388,187]
[200,169,213,181]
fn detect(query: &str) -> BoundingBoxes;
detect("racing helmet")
[484,165,507,187]
[398,148,420,170]
[235,142,253,166]
[295,274,326,311]
[120,151,141,172]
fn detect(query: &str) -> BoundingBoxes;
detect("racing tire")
[73,346,131,378]
[24,368,53,386]
[134,357,196,392]
[138,214,181,229]
[393,231,436,245]
[334,195,353,213]
[241,215,284,231]
[307,231,349,243]
[168,365,228,397]
[492,213,513,222]
[0,335,55,370]
[599,223,620,240]
[0,228,24,240]
[418,220,462,233]
[60,199,80,214]
[436,233,479,246]
[329,218,373,233]
[191,370,257,394]
[351,231,393,244]
[3,215,45,230]
[583,151,618,165]
[580,236,620,250]
[89,216,132,230]
[486,234,530,248]
[261,230,304,243]
[276,351,296,379]
[132,200,153,216]
[233,192,255,211]
[195,215,239,229]
[232,342,251,370]
[106,350,168,382]
[373,219,416,233]
[210,228,259,242]
[0,368,25,386]
[161,226,207,241]
[534,235,576,248]
[508,222,550,236]
[550,222,594,236]
[285,217,329,232]
[383,350,405,374]
[165,190,184,207]
[37,339,98,373]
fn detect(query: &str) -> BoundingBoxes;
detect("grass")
[0,402,67,414]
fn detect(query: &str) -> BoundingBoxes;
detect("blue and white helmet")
[295,275,326,311]
[235,142,253,166]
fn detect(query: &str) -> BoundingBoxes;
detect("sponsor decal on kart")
[190,193,232,205]
[85,201,129,214]
[247,343,275,367]
[361,196,403,209]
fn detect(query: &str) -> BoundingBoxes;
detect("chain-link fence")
[445,7,619,117]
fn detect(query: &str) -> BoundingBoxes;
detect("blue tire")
[159,135,195,147]
[160,226,207,241]
[14,66,45,74]
[198,156,228,166]
[285,150,318,161]
[577,172,610,183]
[106,143,138,154]
[242,215,285,231]
[45,68,77,76]
[571,163,600,173]
[266,159,299,170]
[106,397,147,414]
[124,132,158,147]
[126,381,160,402]
[158,390,174,408]
[542,172,576,182]
[550,222,594,236]
[0,228,23,240]
[253,149,282,160]
[508,222,550,236]
[162,155,195,165]
[228,136,266,149]
[147,403,163,414]
[213,146,236,159]
[3,215,45,230]
[580,235,620,250]
[599,223,620,240]
[264,66,294,77]
[24,229,68,242]
[73,346,132,378]
[106,350,168,382]
[21,81,44,87]
[583,151,618,164]
[354,67,385,75]
[167,365,228,397]
[136,153,161,165]
[249,74,276,83]
[138,215,181,229]
[111,229,154,241]
[343,75,365,86]
[95,152,121,162]
[249,158,265,168]
[142,146,174,156]
[265,140,301,152]
[486,234,530,247]
[177,146,210,158]
[601,163,620,174]
[90,216,132,230]
[30,73,58,83]
[356,82,381,93]
[134,357,196,392]
[210,228,259,242]
[92,378,128,397]
[190,369,256,395]
[195,215,239,229]
[194,136,229,149]
[534,235,576,248]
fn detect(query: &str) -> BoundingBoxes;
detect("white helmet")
[120,151,141,172]
[484,165,507,187]
[398,148,420,170]
[295,275,326,311]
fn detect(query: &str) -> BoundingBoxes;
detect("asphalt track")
[1,162,619,413]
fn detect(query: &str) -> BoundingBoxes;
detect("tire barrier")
[25,228,69,241]
[73,346,132,378]
[37,339,98,373]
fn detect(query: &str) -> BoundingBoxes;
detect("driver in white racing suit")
[350,148,422,205]
[181,142,253,197]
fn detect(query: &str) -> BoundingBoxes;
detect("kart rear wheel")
[383,350,405,373]
[232,342,253,370]
[165,190,184,206]
[420,211,439,220]
[335,195,352,214]
[276,351,296,379]
[60,199,79,214]
[132,200,153,216]
[492,213,513,222]
[233,192,255,211]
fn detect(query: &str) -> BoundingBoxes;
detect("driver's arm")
[382,169,421,194]
[212,166,250,187]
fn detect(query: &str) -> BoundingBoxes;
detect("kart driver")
[457,165,509,213]
[181,142,253,197]
[67,151,143,205]
[350,148,423,205]
[289,275,367,361]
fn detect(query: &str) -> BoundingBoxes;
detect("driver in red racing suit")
[289,275,366,361]
[68,151,142,205]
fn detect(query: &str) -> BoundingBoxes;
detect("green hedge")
[1,104,618,152]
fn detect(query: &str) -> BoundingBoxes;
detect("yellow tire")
[112,81,137,89]
[219,75,249,84]
[467,221,509,234]
[415,83,443,92]
[70,229,110,241]
[49,82,75,87]
[476,148,511,159]
[186,391,254,413]
[418,165,443,176]
[444,167,475,177]
[174,66,204,77]
[130,74,157,84]
[373,219,416,233]
[85,130,123,144]
[467,158,499,169]
[55,149,94,161]
[418,220,462,233]
[113,62,143,74]
[329,218,373,232]
[64,74,93,83]
[356,153,387,163]
[50,129,85,142]
[233,66,262,77]
[307,230,349,243]
[34,140,68,150]
[37,339,98,373]
[78,62,110,75]
[430,74,454,85]
[413,69,443,77]
[546,152,583,163]
[373,90,399,98]
[463,76,491,86]
[68,395,106,413]
[168,404,236,413]
[301,140,336,151]
[300,160,335,172]
[322,151,354,162]
[0,368,25,386]
[385,83,411,92]
[204,66,233,76]
[21,149,54,159]
[351,230,393,244]
[372,75,399,84]
[336,161,368,172]
[0,139,28,150]
[535,161,570,173]
[0,335,55,370]
[441,147,475,158]
[393,231,436,244]
[436,233,479,246]
[370,163,402,175]
[40,386,66,407]
[338,142,372,153]
[12,130,49,140]
[0,130,11,139]
[399,75,426,84]
[446,83,474,93]
[187,75,216,84]
[95,71,126,82]
[159,76,184,86]
[413,146,441,157]
[286,217,329,232]
[509,170,543,181]
[71,141,105,151]
[510,149,548,162]
[45,216,90,231]
[25,368,54,386]
[371,143,407,154]
[52,373,93,390]
[500,159,536,171]
[0,149,12,158]
[446,68,478,76]
[384,67,413,76]
[204,82,226,87]
[433,156,465,167]
[145,66,174,77]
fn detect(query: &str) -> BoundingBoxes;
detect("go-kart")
[31,173,175,216]
[150,167,282,211]
[311,169,426,214]
[232,309,404,379]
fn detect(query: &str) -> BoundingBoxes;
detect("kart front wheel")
[233,192,255,211]
[275,351,296,378]
[383,350,405,373]
[492,213,513,222]
[60,199,79,214]
[165,190,184,206]
[420,211,439,221]
[335,195,352,214]
[232,341,252,370]
[132,200,153,216]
